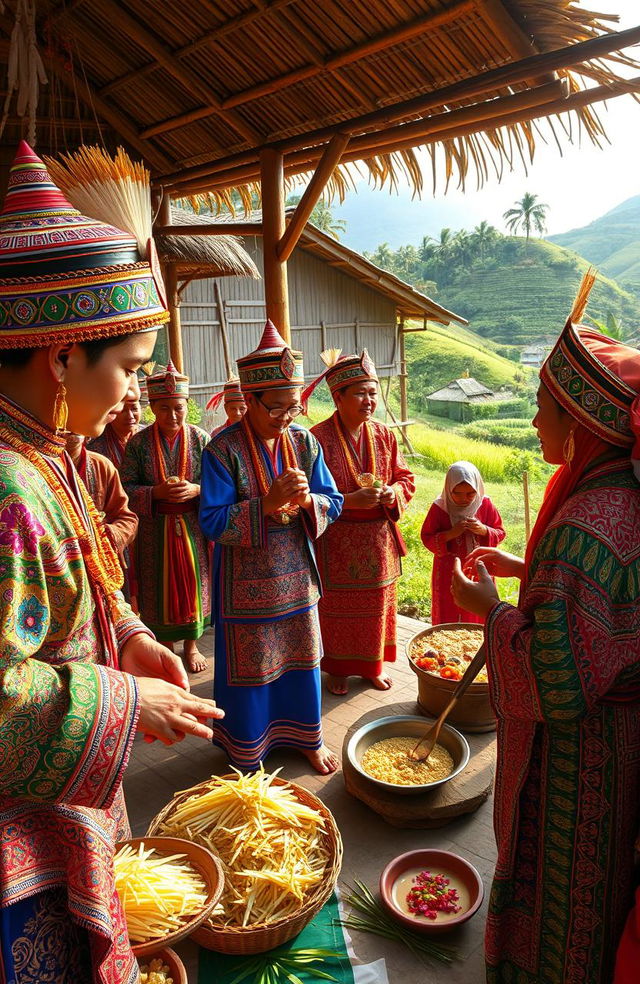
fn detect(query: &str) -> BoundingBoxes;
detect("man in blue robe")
[199,321,343,774]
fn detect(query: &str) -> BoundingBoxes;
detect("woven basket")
[115,836,224,958]
[147,775,343,955]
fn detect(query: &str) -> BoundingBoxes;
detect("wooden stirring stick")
[408,644,487,762]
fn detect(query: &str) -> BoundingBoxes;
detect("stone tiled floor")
[124,616,496,983]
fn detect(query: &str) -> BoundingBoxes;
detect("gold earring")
[563,428,576,466]
[53,380,69,433]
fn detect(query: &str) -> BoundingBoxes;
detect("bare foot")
[369,672,393,691]
[183,644,207,674]
[326,674,349,696]
[303,744,339,774]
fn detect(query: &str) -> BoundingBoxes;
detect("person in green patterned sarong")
[452,273,640,984]
[121,362,212,674]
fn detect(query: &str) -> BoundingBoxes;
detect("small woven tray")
[147,775,343,955]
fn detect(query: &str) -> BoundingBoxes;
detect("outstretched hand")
[463,547,525,581]
[451,556,500,618]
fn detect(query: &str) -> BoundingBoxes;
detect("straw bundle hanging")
[0,0,47,145]
[44,146,153,257]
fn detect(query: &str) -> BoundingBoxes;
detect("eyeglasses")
[256,396,304,419]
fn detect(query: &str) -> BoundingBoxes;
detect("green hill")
[549,196,640,290]
[404,321,532,419]
[435,238,639,343]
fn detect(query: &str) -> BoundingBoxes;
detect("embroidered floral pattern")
[15,595,46,645]
[0,501,45,555]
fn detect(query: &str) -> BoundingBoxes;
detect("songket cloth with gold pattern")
[485,458,640,984]
[199,421,342,769]
[0,395,145,984]
[310,413,415,678]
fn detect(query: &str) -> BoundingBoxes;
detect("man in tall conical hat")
[207,374,247,436]
[0,143,222,984]
[122,360,212,673]
[200,320,343,774]
[307,350,415,695]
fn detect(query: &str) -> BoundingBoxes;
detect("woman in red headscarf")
[452,273,640,984]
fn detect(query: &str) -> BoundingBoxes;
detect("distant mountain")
[435,238,639,344]
[548,196,640,289]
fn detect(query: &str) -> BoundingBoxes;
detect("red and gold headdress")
[236,320,304,393]
[146,361,189,400]
[301,348,379,407]
[541,269,640,449]
[0,142,168,348]
[206,375,246,411]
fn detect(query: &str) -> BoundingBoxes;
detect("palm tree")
[367,242,394,271]
[472,220,498,261]
[285,195,346,240]
[503,193,549,244]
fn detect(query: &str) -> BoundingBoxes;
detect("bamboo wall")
[180,237,400,408]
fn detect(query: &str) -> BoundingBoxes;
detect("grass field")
[397,461,546,620]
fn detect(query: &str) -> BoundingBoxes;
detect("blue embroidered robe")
[199,421,342,768]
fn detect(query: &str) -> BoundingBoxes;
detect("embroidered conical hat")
[0,141,168,348]
[541,271,640,447]
[206,375,245,410]
[146,361,189,400]
[236,320,304,392]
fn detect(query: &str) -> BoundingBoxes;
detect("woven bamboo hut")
[1,0,639,365]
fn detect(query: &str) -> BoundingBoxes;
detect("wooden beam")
[164,78,569,195]
[164,264,184,373]
[277,133,350,262]
[481,0,554,84]
[160,23,640,187]
[154,222,264,237]
[139,0,477,140]
[44,48,172,172]
[260,147,290,343]
[99,0,298,98]
[223,0,477,111]
[92,0,258,145]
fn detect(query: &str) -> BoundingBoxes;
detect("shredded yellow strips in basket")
[114,843,207,942]
[156,767,330,928]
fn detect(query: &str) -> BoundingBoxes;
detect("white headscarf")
[434,461,485,525]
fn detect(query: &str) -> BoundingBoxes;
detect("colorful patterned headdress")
[146,361,189,400]
[301,348,378,407]
[206,375,246,411]
[0,142,168,349]
[237,320,304,393]
[541,269,640,449]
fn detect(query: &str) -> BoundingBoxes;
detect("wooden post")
[214,280,232,377]
[260,147,290,342]
[277,132,350,262]
[399,319,408,445]
[165,264,184,373]
[523,471,531,542]
[154,192,184,372]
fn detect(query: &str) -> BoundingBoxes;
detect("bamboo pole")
[214,281,232,376]
[159,24,640,188]
[86,0,257,143]
[523,471,531,542]
[165,264,184,373]
[277,133,350,261]
[399,319,408,446]
[166,72,640,197]
[260,147,290,343]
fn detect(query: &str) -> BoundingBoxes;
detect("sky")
[326,0,639,253]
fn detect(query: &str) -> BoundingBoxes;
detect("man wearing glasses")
[200,321,343,774]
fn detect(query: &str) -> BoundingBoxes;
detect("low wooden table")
[342,700,496,828]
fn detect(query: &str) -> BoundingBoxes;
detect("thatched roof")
[183,207,466,324]
[1,2,639,203]
[427,378,498,403]
[155,205,260,280]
